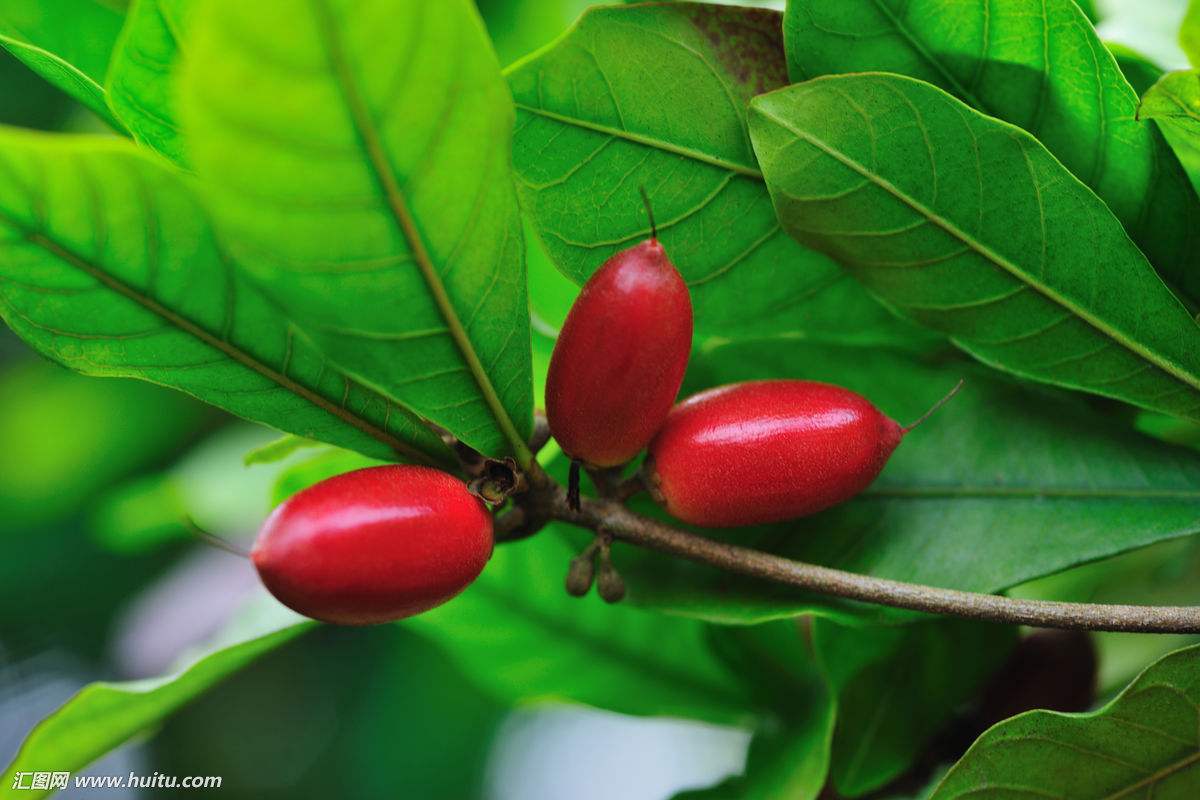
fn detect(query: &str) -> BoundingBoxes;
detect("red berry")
[251,465,492,625]
[646,380,906,528]
[546,237,693,468]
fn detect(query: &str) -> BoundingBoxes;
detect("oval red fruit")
[646,380,903,527]
[546,238,693,467]
[251,465,492,625]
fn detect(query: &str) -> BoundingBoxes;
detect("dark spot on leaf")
[680,5,788,97]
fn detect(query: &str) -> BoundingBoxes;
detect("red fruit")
[251,465,492,625]
[546,236,693,469]
[647,380,915,528]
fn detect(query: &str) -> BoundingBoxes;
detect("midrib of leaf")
[865,0,985,110]
[509,102,763,179]
[755,102,1200,398]
[838,674,901,790]
[311,0,531,466]
[0,211,439,466]
[0,32,106,94]
[1103,749,1200,799]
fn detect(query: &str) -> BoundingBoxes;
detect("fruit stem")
[184,517,250,559]
[567,460,582,512]
[638,185,657,240]
[902,378,964,434]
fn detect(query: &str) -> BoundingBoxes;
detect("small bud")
[565,554,595,597]
[596,540,625,604]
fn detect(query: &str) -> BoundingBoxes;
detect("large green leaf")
[815,619,1015,797]
[609,337,1200,624]
[0,130,455,467]
[932,644,1200,798]
[106,0,190,163]
[408,528,757,727]
[2,603,312,800]
[783,0,1200,304]
[181,0,533,459]
[507,3,924,344]
[749,74,1200,422]
[0,0,127,128]
[1140,71,1200,198]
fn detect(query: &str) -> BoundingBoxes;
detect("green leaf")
[270,446,382,505]
[181,0,533,460]
[2,604,312,800]
[613,337,1200,624]
[675,719,835,800]
[1183,0,1200,68]
[507,3,926,345]
[678,623,835,800]
[931,644,1200,798]
[243,433,320,466]
[783,0,1200,305]
[408,528,757,726]
[1140,70,1200,198]
[0,0,127,128]
[816,619,1015,797]
[106,0,190,163]
[1108,42,1165,96]
[0,130,456,467]
[478,0,594,66]
[749,73,1200,422]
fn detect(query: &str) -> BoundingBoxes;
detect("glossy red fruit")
[251,465,492,625]
[646,380,907,528]
[546,236,693,469]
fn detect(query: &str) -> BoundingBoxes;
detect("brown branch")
[518,484,1200,634]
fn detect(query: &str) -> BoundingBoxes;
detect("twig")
[534,491,1200,634]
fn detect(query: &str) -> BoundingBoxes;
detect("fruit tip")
[902,378,964,434]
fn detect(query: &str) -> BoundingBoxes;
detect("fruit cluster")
[250,201,940,626]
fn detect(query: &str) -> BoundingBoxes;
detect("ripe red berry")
[545,234,692,470]
[646,380,952,528]
[251,465,492,625]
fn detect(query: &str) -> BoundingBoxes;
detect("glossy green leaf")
[749,74,1200,422]
[932,644,1200,798]
[1108,42,1165,96]
[181,0,533,459]
[2,604,312,800]
[409,529,756,727]
[106,0,190,163]
[816,619,1015,797]
[1140,70,1200,198]
[611,337,1200,624]
[0,0,127,128]
[0,130,456,467]
[783,0,1200,303]
[507,3,925,344]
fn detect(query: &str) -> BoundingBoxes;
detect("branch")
[530,488,1200,634]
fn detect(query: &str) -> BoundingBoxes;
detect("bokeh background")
[0,0,1194,797]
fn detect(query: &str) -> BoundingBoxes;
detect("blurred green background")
[0,0,1195,798]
